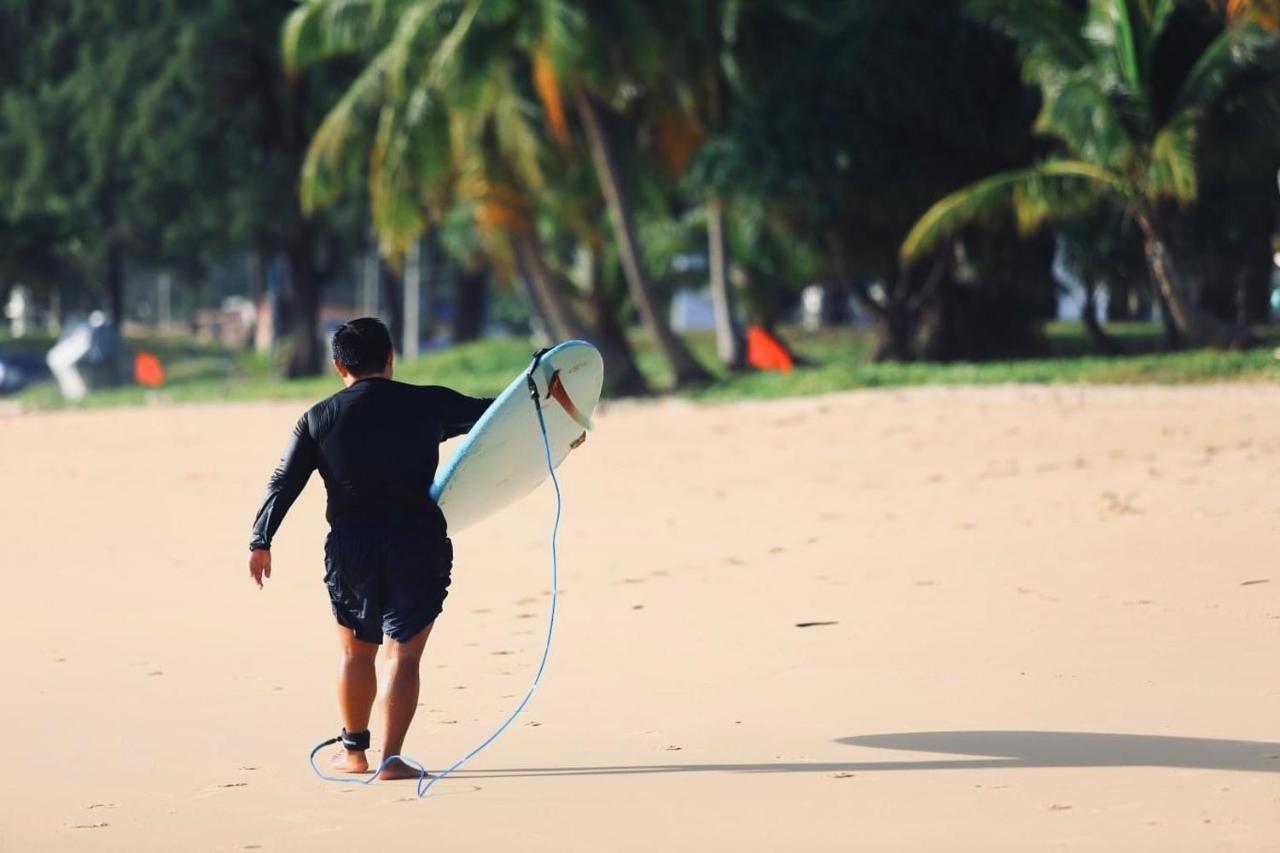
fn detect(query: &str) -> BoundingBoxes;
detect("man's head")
[332,317,394,385]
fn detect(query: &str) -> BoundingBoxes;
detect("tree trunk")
[402,238,421,358]
[587,244,650,396]
[823,230,860,327]
[573,85,711,387]
[873,308,916,362]
[1082,278,1121,355]
[284,223,322,378]
[1136,212,1247,349]
[707,196,746,370]
[380,258,404,352]
[511,231,590,342]
[453,262,488,344]
[702,14,746,372]
[105,239,125,325]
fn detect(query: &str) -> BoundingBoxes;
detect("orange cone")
[134,351,165,387]
[746,326,794,373]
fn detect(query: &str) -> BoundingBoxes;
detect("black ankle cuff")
[340,728,370,751]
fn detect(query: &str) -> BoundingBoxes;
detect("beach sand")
[1,385,1277,851]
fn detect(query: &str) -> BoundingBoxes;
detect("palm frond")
[281,0,420,76]
[1095,0,1146,93]
[299,51,391,214]
[490,64,545,191]
[901,161,1124,261]
[382,2,444,101]
[369,100,429,258]
[1034,69,1140,172]
[968,0,1092,72]
[1152,0,1181,39]
[1144,116,1199,203]
[428,0,484,90]
[1175,20,1280,110]
[532,46,570,150]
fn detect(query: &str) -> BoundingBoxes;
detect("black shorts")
[323,524,453,644]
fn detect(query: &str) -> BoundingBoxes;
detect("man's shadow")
[457,732,1280,780]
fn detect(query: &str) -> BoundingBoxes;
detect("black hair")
[332,317,392,377]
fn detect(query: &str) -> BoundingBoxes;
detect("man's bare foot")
[329,749,370,774]
[375,758,426,781]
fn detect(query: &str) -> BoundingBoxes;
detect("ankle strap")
[340,728,370,751]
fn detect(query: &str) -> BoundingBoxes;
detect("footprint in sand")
[1100,491,1142,516]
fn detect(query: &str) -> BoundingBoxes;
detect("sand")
[0,384,1277,851]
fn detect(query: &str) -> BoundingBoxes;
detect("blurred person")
[246,317,494,780]
[46,311,123,401]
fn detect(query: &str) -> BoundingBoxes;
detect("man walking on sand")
[247,317,493,780]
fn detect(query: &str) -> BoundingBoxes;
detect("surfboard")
[429,340,603,533]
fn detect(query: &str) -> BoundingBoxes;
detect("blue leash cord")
[308,375,564,798]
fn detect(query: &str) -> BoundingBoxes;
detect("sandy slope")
[0,384,1277,852]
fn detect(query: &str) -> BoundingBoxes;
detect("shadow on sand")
[452,732,1280,780]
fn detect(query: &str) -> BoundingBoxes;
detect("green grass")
[5,323,1280,411]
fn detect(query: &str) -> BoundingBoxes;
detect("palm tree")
[281,1,592,335]
[654,0,747,370]
[902,0,1280,348]
[284,0,707,388]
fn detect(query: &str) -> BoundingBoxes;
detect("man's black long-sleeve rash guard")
[249,378,493,550]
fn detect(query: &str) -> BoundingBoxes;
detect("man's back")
[250,378,492,550]
[311,379,492,530]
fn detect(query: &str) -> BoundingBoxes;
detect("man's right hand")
[249,549,272,589]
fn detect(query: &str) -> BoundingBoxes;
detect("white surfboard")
[430,340,603,533]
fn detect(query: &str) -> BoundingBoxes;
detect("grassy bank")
[4,323,1280,411]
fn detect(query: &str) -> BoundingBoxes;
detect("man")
[248,317,493,780]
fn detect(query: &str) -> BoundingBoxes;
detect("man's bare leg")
[330,625,378,773]
[376,622,433,780]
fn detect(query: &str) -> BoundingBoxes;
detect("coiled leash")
[308,349,565,797]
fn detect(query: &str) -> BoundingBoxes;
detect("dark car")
[0,350,53,395]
